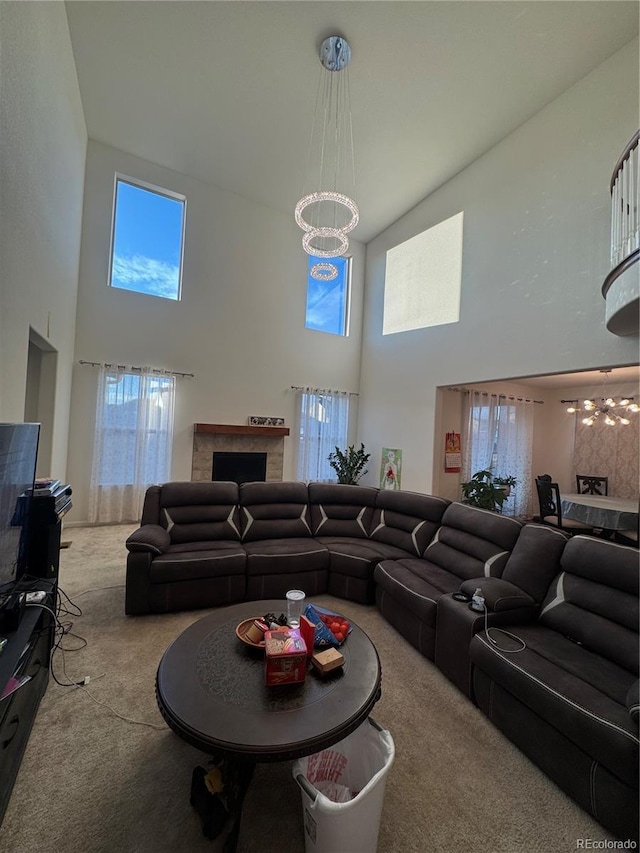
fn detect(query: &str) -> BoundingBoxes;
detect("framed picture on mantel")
[248,416,285,427]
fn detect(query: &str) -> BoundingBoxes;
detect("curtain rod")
[447,387,543,404]
[79,360,194,378]
[291,385,359,396]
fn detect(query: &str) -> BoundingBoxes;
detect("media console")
[0,587,55,823]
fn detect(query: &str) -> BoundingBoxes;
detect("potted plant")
[327,443,370,485]
[460,469,509,512]
[493,474,517,497]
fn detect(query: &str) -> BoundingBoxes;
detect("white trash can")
[292,718,395,853]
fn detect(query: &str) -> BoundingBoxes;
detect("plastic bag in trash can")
[292,718,395,853]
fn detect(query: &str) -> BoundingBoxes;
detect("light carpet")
[1,524,611,853]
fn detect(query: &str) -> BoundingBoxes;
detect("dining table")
[560,493,639,531]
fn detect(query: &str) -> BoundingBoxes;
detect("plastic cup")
[286,589,306,626]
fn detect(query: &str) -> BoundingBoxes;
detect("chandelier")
[295,35,358,280]
[562,370,639,426]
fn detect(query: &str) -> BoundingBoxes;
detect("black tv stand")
[0,587,55,823]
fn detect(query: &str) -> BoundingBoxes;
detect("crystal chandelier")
[295,35,358,280]
[562,370,639,426]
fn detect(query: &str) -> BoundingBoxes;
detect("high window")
[88,366,175,523]
[109,176,186,301]
[295,388,349,481]
[305,255,350,336]
[383,212,463,335]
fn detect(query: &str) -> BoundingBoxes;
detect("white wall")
[357,39,639,494]
[67,141,365,521]
[0,3,86,477]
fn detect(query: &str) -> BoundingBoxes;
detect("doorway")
[24,327,57,477]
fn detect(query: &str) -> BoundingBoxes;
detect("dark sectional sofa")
[125,480,639,840]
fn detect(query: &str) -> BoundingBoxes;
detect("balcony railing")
[603,131,639,337]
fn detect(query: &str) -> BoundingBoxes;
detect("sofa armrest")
[126,524,170,555]
[459,577,535,612]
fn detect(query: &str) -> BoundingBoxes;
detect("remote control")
[25,591,47,604]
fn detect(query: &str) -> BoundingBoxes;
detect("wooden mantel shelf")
[194,423,290,437]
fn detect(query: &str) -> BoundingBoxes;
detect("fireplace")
[212,451,267,484]
[192,424,289,483]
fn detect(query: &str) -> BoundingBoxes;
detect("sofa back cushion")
[423,502,522,581]
[239,481,312,542]
[150,481,241,544]
[369,490,449,557]
[501,523,568,603]
[308,483,378,538]
[539,536,639,675]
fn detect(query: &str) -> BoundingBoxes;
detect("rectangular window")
[383,212,463,335]
[295,389,349,481]
[88,367,175,523]
[109,176,186,301]
[305,255,350,336]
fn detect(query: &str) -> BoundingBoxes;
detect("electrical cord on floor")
[72,584,126,598]
[482,604,526,653]
[72,683,167,731]
[27,599,165,731]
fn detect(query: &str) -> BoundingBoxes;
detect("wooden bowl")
[235,617,266,649]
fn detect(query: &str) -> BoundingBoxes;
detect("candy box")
[264,627,308,686]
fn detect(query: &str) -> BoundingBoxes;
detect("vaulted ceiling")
[65,1,639,244]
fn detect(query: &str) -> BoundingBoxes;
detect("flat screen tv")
[0,423,40,590]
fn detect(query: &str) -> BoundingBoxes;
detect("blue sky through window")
[110,179,185,300]
[305,255,349,335]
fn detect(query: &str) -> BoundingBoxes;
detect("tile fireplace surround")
[191,423,289,482]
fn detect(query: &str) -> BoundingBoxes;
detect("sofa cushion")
[421,503,522,582]
[369,491,449,556]
[239,481,312,542]
[153,481,242,543]
[470,625,639,786]
[308,483,378,538]
[243,538,329,576]
[150,542,246,584]
[539,536,639,675]
[627,680,640,724]
[501,524,568,603]
[374,558,461,624]
[316,537,413,579]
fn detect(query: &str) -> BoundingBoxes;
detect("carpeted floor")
[1,525,613,853]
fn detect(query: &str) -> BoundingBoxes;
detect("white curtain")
[295,388,350,482]
[462,390,534,517]
[88,366,175,523]
[494,398,534,517]
[462,391,499,478]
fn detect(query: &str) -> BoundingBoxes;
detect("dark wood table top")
[156,600,381,762]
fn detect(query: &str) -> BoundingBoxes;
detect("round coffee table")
[156,600,382,762]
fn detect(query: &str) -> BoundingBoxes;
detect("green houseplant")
[460,469,509,512]
[493,474,517,496]
[327,443,371,485]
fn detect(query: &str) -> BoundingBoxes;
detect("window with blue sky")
[109,177,186,300]
[305,255,350,336]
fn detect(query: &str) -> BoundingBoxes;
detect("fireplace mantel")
[194,423,290,437]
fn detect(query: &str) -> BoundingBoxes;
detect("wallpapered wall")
[572,417,639,499]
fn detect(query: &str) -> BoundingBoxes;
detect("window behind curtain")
[295,389,349,482]
[462,391,534,517]
[88,367,175,523]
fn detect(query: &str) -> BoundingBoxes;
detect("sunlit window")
[305,255,350,336]
[109,176,186,301]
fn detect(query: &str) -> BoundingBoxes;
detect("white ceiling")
[65,1,639,244]
[501,365,640,390]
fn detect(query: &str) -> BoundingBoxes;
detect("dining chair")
[535,478,595,535]
[575,474,609,496]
